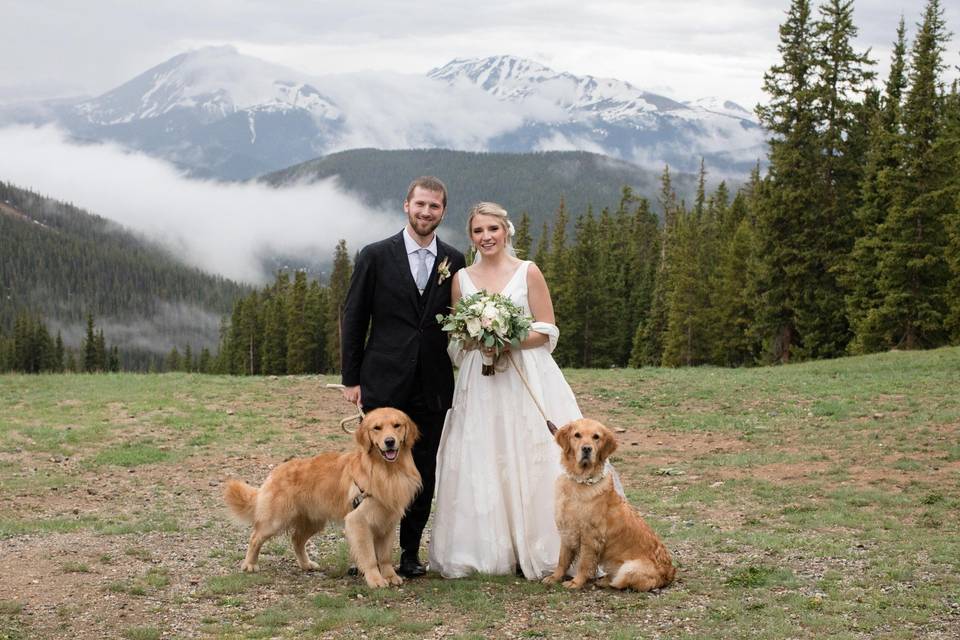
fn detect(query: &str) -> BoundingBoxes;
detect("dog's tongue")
[384,449,398,461]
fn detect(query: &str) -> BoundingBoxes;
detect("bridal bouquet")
[437,291,532,375]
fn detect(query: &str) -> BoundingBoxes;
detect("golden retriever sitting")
[222,407,421,588]
[543,418,675,591]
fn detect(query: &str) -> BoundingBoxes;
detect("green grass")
[0,352,958,639]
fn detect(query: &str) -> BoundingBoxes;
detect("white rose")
[466,317,482,338]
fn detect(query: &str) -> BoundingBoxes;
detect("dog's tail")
[222,479,258,524]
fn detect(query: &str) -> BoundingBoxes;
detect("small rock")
[50,455,63,463]
[226,409,235,415]
[209,480,218,487]
[873,413,884,419]
[614,427,627,433]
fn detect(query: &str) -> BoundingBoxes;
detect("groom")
[340,176,466,578]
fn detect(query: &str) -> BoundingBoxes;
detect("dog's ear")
[403,413,420,446]
[555,422,574,458]
[598,426,618,461]
[355,418,371,450]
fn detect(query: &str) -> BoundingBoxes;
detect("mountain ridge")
[4,48,766,180]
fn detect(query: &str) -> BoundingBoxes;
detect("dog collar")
[565,467,608,485]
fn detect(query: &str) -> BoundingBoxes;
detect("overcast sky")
[3,0,957,109]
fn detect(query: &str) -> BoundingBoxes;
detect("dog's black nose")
[384,437,396,449]
[581,446,592,457]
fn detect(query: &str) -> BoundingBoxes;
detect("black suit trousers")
[398,402,446,555]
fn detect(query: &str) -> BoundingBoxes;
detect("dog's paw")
[364,574,389,588]
[387,573,404,586]
[595,575,612,588]
[240,562,259,573]
[299,560,320,571]
[542,574,562,585]
[562,578,585,589]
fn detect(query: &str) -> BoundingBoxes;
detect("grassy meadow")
[0,348,958,639]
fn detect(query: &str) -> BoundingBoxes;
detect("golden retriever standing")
[222,407,421,588]
[543,418,675,591]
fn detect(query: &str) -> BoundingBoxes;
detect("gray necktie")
[415,248,429,293]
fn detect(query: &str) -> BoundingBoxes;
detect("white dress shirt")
[403,227,437,286]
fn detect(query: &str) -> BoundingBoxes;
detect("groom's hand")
[342,385,362,407]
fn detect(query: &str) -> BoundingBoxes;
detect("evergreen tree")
[632,166,678,366]
[54,331,65,373]
[95,329,107,372]
[545,200,574,365]
[286,270,311,375]
[327,240,352,373]
[513,212,532,259]
[261,272,289,375]
[306,279,329,373]
[871,0,952,349]
[533,221,550,267]
[754,0,820,363]
[625,196,661,367]
[198,347,212,373]
[943,83,960,340]
[166,347,181,372]
[83,313,98,372]
[567,210,599,366]
[845,18,909,352]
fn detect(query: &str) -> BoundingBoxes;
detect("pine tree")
[286,270,311,374]
[198,347,212,373]
[513,212,532,259]
[54,331,65,373]
[754,0,820,363]
[943,83,960,340]
[166,347,181,372]
[327,240,352,373]
[95,329,107,372]
[795,0,876,358]
[261,272,289,375]
[306,279,328,372]
[626,196,660,368]
[567,210,599,366]
[545,200,574,365]
[183,344,194,372]
[533,221,550,267]
[632,166,678,366]
[83,313,97,372]
[872,0,952,349]
[845,18,909,352]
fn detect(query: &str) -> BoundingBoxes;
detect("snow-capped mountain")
[428,56,683,121]
[428,56,766,176]
[8,48,766,180]
[74,47,341,126]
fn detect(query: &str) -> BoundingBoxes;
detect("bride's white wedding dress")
[428,261,582,579]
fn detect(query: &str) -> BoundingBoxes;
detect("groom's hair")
[406,176,448,209]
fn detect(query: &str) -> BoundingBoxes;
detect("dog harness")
[351,481,368,510]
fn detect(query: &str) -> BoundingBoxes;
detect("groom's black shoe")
[396,550,426,578]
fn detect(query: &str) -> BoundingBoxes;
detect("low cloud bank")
[0,124,399,284]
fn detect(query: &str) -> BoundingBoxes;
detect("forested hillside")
[0,181,250,366]
[260,148,703,241]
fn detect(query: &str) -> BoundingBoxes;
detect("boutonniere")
[436,257,451,285]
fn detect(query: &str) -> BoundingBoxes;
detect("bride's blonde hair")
[466,202,516,249]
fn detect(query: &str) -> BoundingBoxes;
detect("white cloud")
[0,125,399,284]
[6,0,956,110]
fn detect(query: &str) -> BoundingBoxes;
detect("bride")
[428,202,586,580]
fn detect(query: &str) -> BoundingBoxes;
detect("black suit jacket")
[341,231,466,413]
